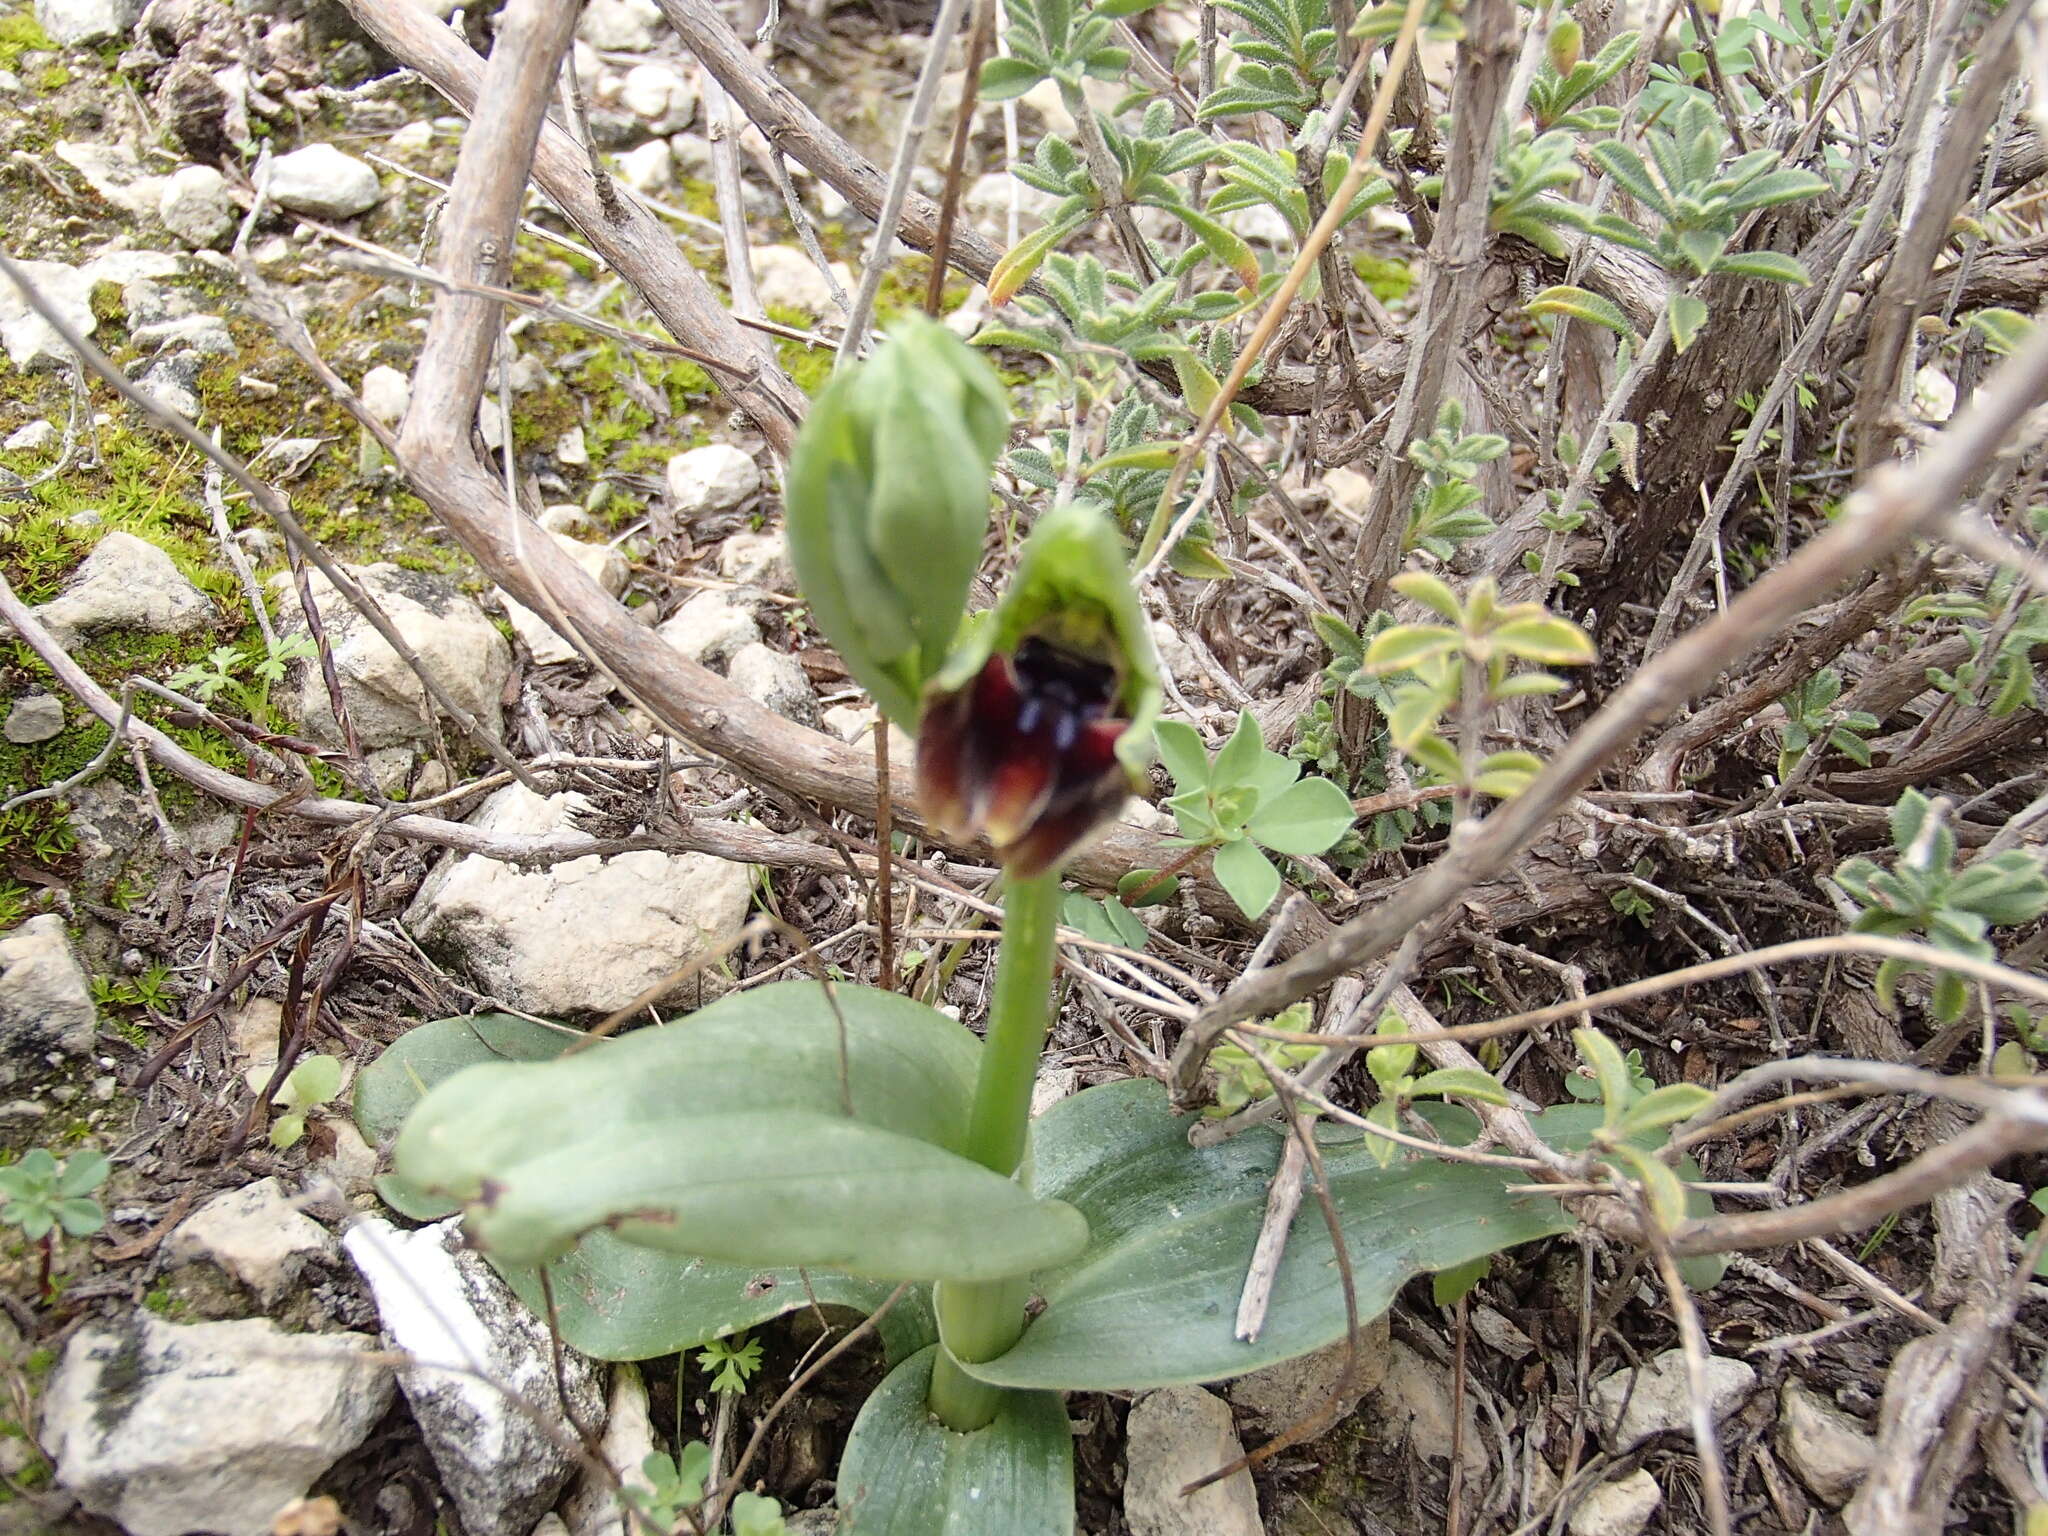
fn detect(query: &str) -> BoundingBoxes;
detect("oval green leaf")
[957,1080,1576,1391]
[838,1346,1073,1535]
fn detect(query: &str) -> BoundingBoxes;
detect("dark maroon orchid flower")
[918,636,1135,878]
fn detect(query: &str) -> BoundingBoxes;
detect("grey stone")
[749,245,850,317]
[1776,1381,1874,1505]
[1124,1385,1263,1536]
[613,139,674,194]
[229,995,282,1095]
[1567,1469,1661,1536]
[1226,1312,1390,1427]
[359,365,410,425]
[282,562,512,748]
[555,425,588,467]
[1471,1305,1535,1361]
[24,530,211,645]
[1374,1341,1487,1480]
[41,1312,392,1536]
[158,163,236,248]
[619,62,695,131]
[3,420,56,453]
[34,0,140,46]
[498,532,629,666]
[405,783,755,1015]
[1590,1348,1757,1450]
[131,313,234,356]
[54,141,165,218]
[0,916,96,1085]
[665,442,761,516]
[576,0,662,49]
[963,169,1062,240]
[165,1177,334,1305]
[345,1217,605,1536]
[0,258,95,371]
[262,144,382,219]
[4,694,63,744]
[716,528,793,592]
[562,1361,658,1536]
[728,641,816,723]
[136,350,203,420]
[657,588,760,668]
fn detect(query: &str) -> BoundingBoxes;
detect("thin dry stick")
[1135,0,1431,568]
[1234,1115,1309,1342]
[874,723,898,992]
[835,0,973,363]
[1166,309,2048,1103]
[703,72,764,319]
[926,0,996,317]
[1639,1194,1735,1536]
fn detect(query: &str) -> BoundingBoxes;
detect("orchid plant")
[357,321,1703,1535]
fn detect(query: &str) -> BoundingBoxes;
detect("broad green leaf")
[438,1112,1089,1281]
[55,1198,106,1237]
[1526,285,1633,335]
[957,1080,1576,1391]
[1615,1083,1715,1135]
[1084,442,1183,477]
[355,1013,934,1362]
[988,220,1072,305]
[1966,307,2037,357]
[1589,142,1670,216]
[1573,1027,1632,1128]
[282,1053,344,1108]
[1214,837,1282,919]
[1490,615,1595,666]
[837,1346,1073,1535]
[1365,624,1461,674]
[1432,1254,1489,1307]
[1153,719,1211,790]
[1668,291,1709,353]
[1247,776,1356,857]
[1408,1067,1510,1106]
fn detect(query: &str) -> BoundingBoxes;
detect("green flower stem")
[927,870,1061,1432]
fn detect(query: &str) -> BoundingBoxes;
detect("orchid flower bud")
[917,502,1161,876]
[784,317,1011,723]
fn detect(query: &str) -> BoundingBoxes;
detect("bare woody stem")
[928,870,1062,1431]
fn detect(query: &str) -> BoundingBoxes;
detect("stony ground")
[0,1,2037,1535]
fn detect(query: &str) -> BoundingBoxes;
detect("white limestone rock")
[404,783,755,1015]
[716,528,793,592]
[158,163,237,248]
[359,364,411,426]
[749,244,851,317]
[561,1361,659,1536]
[1590,1348,1756,1451]
[727,641,816,724]
[1124,1385,1263,1536]
[261,144,383,219]
[498,532,630,665]
[613,138,675,193]
[576,0,662,49]
[34,0,140,45]
[1568,1469,1661,1536]
[4,693,64,744]
[282,562,512,749]
[0,257,96,371]
[619,62,696,131]
[0,915,96,1087]
[1776,1380,1874,1505]
[55,140,166,219]
[1227,1312,1391,1427]
[23,531,212,646]
[42,1312,392,1536]
[346,1217,605,1536]
[164,1177,334,1305]
[657,588,760,668]
[665,442,761,516]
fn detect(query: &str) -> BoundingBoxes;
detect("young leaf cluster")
[1832,790,2048,1022]
[0,1147,109,1243]
[1573,1029,1712,1228]
[1362,1012,1509,1168]
[1775,667,1880,779]
[1403,399,1508,560]
[1157,710,1356,917]
[270,1054,344,1151]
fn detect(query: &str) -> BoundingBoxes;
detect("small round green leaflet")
[838,1346,1073,1536]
